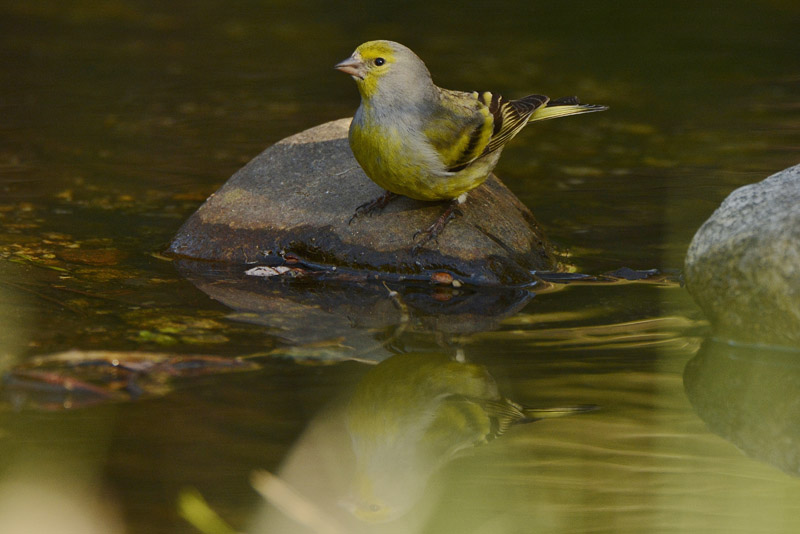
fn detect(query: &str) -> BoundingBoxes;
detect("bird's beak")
[335,55,366,80]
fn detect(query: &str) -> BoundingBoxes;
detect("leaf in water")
[137,330,179,346]
[127,310,230,346]
[10,252,70,272]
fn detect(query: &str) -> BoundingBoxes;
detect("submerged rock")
[167,119,558,286]
[684,164,800,346]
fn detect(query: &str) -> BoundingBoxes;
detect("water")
[1,1,799,533]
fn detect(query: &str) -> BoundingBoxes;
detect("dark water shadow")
[0,261,677,410]
[173,259,541,362]
[175,260,679,361]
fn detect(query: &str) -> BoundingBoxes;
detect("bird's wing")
[478,92,549,158]
[434,394,527,443]
[477,398,528,439]
[423,89,496,173]
[424,90,550,172]
[476,94,606,158]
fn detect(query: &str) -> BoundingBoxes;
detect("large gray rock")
[685,164,800,346]
[167,119,558,286]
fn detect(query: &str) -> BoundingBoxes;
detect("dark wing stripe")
[548,95,581,106]
[448,124,487,172]
[481,93,548,156]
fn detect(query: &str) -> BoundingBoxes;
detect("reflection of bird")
[342,352,596,523]
[336,40,606,248]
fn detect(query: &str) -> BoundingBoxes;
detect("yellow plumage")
[335,40,606,246]
[342,351,596,523]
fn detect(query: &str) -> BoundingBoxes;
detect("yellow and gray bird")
[342,351,597,523]
[335,40,607,250]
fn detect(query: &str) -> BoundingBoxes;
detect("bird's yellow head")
[340,471,401,524]
[335,41,396,98]
[335,40,431,100]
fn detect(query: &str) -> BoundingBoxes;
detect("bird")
[335,40,607,252]
[342,351,597,523]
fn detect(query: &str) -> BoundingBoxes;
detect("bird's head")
[335,40,432,100]
[340,468,419,524]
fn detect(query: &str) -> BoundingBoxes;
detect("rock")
[167,118,558,286]
[684,339,800,477]
[684,164,800,346]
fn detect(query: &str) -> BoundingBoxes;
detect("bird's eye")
[369,504,381,512]
[374,57,386,66]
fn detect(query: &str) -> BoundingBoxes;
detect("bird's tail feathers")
[520,403,599,422]
[529,96,607,122]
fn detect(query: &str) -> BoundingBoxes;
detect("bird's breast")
[349,107,493,201]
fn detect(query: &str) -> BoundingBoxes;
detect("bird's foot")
[348,191,398,225]
[411,197,464,254]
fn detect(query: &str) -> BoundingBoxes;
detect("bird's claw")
[410,201,462,254]
[348,202,371,225]
[411,233,434,255]
[348,209,364,225]
[348,191,397,225]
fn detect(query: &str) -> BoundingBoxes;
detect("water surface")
[1,1,799,533]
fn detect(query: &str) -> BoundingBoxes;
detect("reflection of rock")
[684,164,800,346]
[250,352,594,533]
[175,260,535,361]
[683,339,800,477]
[167,119,558,286]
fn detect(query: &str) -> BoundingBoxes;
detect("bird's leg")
[411,193,467,254]
[348,190,399,224]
